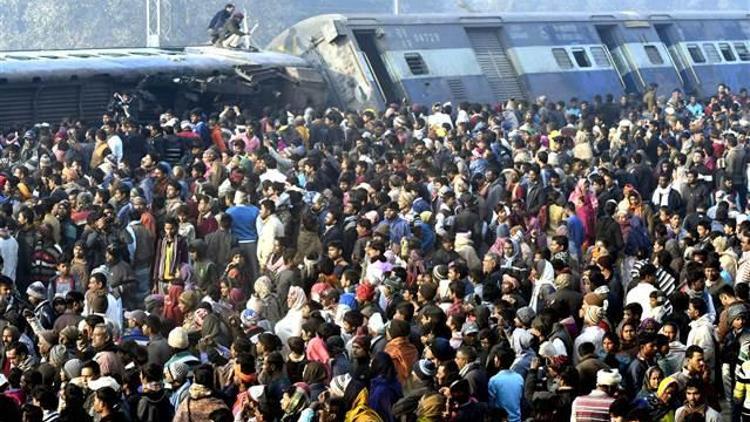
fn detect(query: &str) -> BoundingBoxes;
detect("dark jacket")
[136,389,174,422]
[595,215,624,256]
[683,182,710,215]
[551,288,583,323]
[392,378,435,422]
[146,335,171,366]
[726,146,748,185]
[208,9,231,31]
[576,354,610,395]
[460,362,488,402]
[369,376,403,422]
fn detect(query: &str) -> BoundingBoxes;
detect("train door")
[465,27,525,102]
[595,25,645,94]
[353,30,401,105]
[654,23,701,95]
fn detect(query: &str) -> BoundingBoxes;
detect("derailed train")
[2,11,750,125]
[269,12,750,110]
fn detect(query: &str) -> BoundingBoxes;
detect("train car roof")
[0,46,309,83]
[279,11,750,28]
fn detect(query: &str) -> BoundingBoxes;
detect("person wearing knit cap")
[392,358,438,420]
[515,306,536,328]
[62,358,83,382]
[164,327,200,368]
[385,319,419,384]
[26,281,55,329]
[164,361,192,409]
[379,275,405,316]
[427,337,455,363]
[355,283,376,306]
[355,284,380,322]
[48,344,70,369]
[59,325,80,348]
[36,329,57,360]
[144,294,165,315]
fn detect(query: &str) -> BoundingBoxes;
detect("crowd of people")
[0,80,748,422]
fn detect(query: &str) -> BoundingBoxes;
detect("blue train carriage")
[655,12,750,98]
[266,13,633,110]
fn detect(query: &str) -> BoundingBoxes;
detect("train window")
[686,44,706,63]
[702,43,721,63]
[552,48,574,69]
[571,48,592,68]
[718,43,736,62]
[589,47,610,67]
[404,53,428,75]
[735,42,750,61]
[644,45,664,65]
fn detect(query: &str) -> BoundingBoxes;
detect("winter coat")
[460,362,488,402]
[369,376,403,422]
[136,389,174,422]
[174,385,229,422]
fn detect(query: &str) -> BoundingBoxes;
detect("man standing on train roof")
[208,3,235,44]
[218,12,248,49]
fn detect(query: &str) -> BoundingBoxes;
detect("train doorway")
[654,23,700,95]
[596,25,645,94]
[353,30,401,105]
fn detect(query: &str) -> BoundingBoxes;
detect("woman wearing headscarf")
[251,276,282,328]
[177,290,201,334]
[163,283,185,326]
[280,383,313,422]
[573,301,606,365]
[343,379,383,422]
[637,366,664,399]
[368,352,403,422]
[529,257,556,313]
[617,321,639,362]
[491,238,528,290]
[634,376,679,422]
[568,178,598,247]
[275,286,307,349]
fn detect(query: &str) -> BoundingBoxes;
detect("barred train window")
[589,46,610,67]
[734,42,750,61]
[702,43,721,63]
[552,48,574,69]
